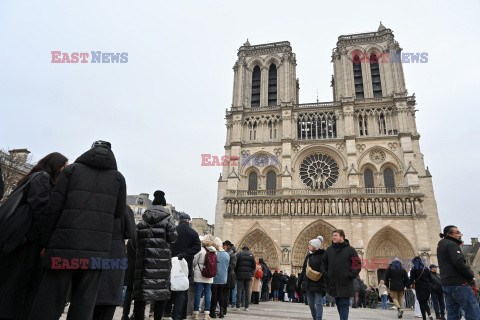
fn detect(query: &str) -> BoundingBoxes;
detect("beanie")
[309,236,324,249]
[152,190,166,206]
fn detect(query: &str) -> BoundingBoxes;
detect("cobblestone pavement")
[61,301,422,319]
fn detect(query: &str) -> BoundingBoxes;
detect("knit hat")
[91,140,112,150]
[214,237,223,249]
[152,190,166,206]
[309,236,324,249]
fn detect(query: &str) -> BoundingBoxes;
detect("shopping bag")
[170,257,189,291]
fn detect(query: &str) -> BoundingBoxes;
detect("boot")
[191,311,199,320]
[203,311,210,320]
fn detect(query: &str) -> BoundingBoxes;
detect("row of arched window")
[248,171,277,191]
[353,53,382,99]
[251,64,277,107]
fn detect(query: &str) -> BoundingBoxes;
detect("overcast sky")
[1,1,479,243]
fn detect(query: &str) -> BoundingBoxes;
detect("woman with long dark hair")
[0,152,68,320]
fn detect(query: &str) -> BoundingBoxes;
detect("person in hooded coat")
[258,258,270,302]
[93,205,136,320]
[408,257,433,320]
[286,274,297,302]
[132,190,178,320]
[0,152,68,320]
[30,141,126,320]
[298,236,327,320]
[385,257,409,318]
[322,230,360,320]
[250,258,262,304]
[271,269,282,301]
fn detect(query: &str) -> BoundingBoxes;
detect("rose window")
[299,154,339,189]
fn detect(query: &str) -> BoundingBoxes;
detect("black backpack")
[0,172,43,257]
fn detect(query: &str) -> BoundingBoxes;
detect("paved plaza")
[61,301,421,319]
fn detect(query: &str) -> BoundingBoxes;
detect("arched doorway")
[366,226,416,286]
[291,219,337,274]
[238,229,280,270]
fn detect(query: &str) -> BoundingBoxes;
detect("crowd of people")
[0,141,479,320]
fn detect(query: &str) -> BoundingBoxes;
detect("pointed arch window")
[353,54,364,99]
[383,168,395,193]
[248,172,258,194]
[370,53,382,98]
[251,66,261,107]
[359,114,368,136]
[364,169,374,189]
[268,64,277,106]
[266,171,276,195]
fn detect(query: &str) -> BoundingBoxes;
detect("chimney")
[9,149,30,163]
[472,237,479,247]
[139,193,149,199]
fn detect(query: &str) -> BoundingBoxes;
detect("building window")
[266,171,276,194]
[378,113,387,135]
[353,54,364,99]
[251,66,261,107]
[297,113,336,140]
[359,115,368,136]
[370,53,382,98]
[364,169,374,191]
[384,168,395,193]
[268,64,277,106]
[248,172,258,194]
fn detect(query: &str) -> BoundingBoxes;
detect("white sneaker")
[243,307,248,311]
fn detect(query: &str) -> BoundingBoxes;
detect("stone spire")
[378,21,386,31]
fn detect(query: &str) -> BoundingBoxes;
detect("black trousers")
[29,269,102,320]
[134,300,165,320]
[418,299,431,320]
[210,284,229,315]
[261,281,269,301]
[122,287,133,317]
[92,305,116,320]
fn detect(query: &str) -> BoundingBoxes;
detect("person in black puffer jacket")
[235,247,256,310]
[298,236,327,320]
[286,274,297,302]
[132,191,178,320]
[271,269,282,301]
[31,141,126,320]
[385,258,409,318]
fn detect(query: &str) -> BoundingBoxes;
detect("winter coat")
[235,249,256,280]
[353,277,361,292]
[132,206,178,301]
[40,147,126,267]
[251,261,262,292]
[226,248,237,289]
[193,240,218,283]
[430,271,443,293]
[437,236,474,286]
[287,275,297,292]
[298,249,327,294]
[171,221,201,277]
[322,239,360,297]
[271,272,282,290]
[95,206,136,305]
[385,260,409,291]
[378,284,388,296]
[124,238,136,288]
[409,259,432,302]
[259,259,269,282]
[0,171,53,318]
[213,250,230,285]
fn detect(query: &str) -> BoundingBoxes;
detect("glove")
[177,254,184,260]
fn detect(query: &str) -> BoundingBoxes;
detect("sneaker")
[243,307,248,311]
[233,307,240,311]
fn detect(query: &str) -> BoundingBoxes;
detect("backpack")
[200,249,217,278]
[255,267,263,279]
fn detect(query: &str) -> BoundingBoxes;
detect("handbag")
[411,268,424,290]
[306,259,322,281]
[170,257,189,291]
[0,172,43,257]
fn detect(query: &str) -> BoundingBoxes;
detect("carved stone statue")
[324,199,330,215]
[374,199,381,215]
[352,199,358,214]
[382,199,389,215]
[331,199,337,215]
[317,199,323,215]
[405,198,412,214]
[246,201,251,215]
[304,199,309,215]
[367,199,373,215]
[360,199,366,214]
[282,248,290,264]
[397,199,403,215]
[240,201,245,215]
[252,201,257,215]
[338,199,343,215]
[290,200,296,215]
[310,200,316,215]
[345,199,350,214]
[414,198,422,214]
[259,200,263,215]
[226,201,232,214]
[284,200,289,215]
[389,199,396,214]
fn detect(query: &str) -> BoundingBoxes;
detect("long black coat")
[385,260,409,291]
[0,171,53,318]
[124,239,136,288]
[95,206,136,306]
[271,272,282,290]
[40,147,126,266]
[287,275,297,292]
[409,265,432,301]
[170,221,201,277]
[235,249,256,280]
[299,249,327,294]
[132,206,178,301]
[322,239,360,297]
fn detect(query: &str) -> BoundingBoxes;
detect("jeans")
[335,297,350,320]
[431,291,445,318]
[381,294,388,310]
[194,283,212,312]
[170,290,186,320]
[236,279,251,308]
[231,284,237,306]
[306,291,323,320]
[443,285,480,320]
[273,289,279,299]
[288,291,295,301]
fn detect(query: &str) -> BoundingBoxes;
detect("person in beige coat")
[250,259,262,305]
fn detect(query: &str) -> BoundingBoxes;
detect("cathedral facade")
[214,23,441,285]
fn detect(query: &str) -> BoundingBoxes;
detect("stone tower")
[214,24,441,284]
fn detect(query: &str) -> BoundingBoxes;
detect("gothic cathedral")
[214,23,441,285]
